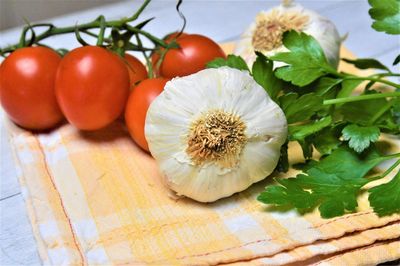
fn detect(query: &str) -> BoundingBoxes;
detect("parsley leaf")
[393,89,400,125]
[315,77,342,96]
[289,116,332,142]
[258,146,395,218]
[369,170,400,216]
[337,79,363,99]
[270,31,335,86]
[368,0,400,35]
[256,7,400,220]
[276,142,289,173]
[206,54,249,71]
[252,52,282,101]
[342,58,390,71]
[259,167,369,219]
[393,54,400,66]
[259,176,318,211]
[339,92,393,126]
[298,137,314,159]
[342,124,380,153]
[311,146,388,179]
[279,93,324,123]
[313,127,341,155]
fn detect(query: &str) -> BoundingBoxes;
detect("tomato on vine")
[153,33,226,78]
[0,46,64,130]
[56,46,130,130]
[125,77,169,151]
[124,53,148,88]
[151,32,188,76]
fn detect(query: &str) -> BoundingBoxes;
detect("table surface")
[1,0,399,265]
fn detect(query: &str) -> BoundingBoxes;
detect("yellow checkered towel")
[4,46,400,265]
[6,120,400,265]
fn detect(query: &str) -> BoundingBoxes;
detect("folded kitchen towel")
[4,46,400,265]
[226,222,400,265]
[5,117,400,265]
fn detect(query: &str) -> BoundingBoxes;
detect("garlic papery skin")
[234,1,341,68]
[145,67,287,202]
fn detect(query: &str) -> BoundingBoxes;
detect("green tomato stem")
[120,0,152,25]
[323,92,400,105]
[1,0,167,54]
[124,24,167,48]
[135,33,153,78]
[81,29,111,43]
[96,16,106,46]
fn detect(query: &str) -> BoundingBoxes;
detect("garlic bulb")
[235,0,341,68]
[145,67,287,202]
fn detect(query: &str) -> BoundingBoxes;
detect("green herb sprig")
[207,0,400,218]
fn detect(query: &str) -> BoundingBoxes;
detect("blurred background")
[1,0,398,71]
[0,0,398,110]
[0,0,125,30]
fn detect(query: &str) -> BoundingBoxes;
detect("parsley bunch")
[208,0,400,218]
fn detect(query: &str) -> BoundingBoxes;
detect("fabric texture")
[4,45,400,265]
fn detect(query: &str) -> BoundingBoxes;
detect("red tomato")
[56,46,130,130]
[124,53,148,88]
[125,78,168,151]
[156,34,226,79]
[151,32,189,76]
[0,46,63,130]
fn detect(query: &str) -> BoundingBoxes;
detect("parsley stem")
[385,160,400,175]
[368,99,394,125]
[368,159,400,182]
[340,76,400,89]
[323,92,400,105]
[383,153,400,160]
[373,73,400,78]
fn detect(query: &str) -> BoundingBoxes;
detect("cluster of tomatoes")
[0,33,226,151]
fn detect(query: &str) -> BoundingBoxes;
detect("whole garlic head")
[145,67,287,202]
[235,1,341,68]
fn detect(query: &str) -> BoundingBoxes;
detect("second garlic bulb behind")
[234,0,341,68]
